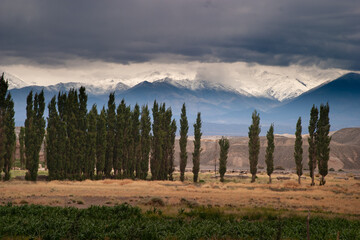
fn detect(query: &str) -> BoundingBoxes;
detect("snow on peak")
[1,71,29,89]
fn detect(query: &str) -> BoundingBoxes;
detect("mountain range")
[3,72,360,135]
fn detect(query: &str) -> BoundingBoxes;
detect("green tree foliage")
[219,137,230,182]
[131,104,141,179]
[139,105,151,180]
[192,112,202,182]
[46,96,60,180]
[65,89,80,179]
[317,103,331,186]
[122,105,132,178]
[150,101,176,181]
[86,104,97,179]
[78,87,88,178]
[150,101,161,180]
[57,92,67,179]
[0,73,15,181]
[265,124,274,184]
[179,103,188,182]
[248,110,261,183]
[25,90,45,181]
[105,93,116,178]
[308,105,318,186]
[96,107,107,177]
[161,105,172,180]
[168,119,177,181]
[0,73,8,179]
[294,117,303,184]
[19,127,25,169]
[3,93,15,180]
[115,99,126,177]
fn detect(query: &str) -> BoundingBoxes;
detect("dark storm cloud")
[0,0,359,69]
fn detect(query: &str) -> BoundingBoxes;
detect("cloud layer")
[0,0,359,70]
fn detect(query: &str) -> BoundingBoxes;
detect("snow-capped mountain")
[2,62,348,101]
[232,68,346,101]
[37,81,129,95]
[1,71,29,89]
[5,72,360,135]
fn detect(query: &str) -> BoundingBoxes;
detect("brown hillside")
[174,128,360,170]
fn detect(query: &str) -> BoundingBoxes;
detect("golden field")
[1,171,360,218]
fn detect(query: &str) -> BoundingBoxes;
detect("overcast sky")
[0,0,359,85]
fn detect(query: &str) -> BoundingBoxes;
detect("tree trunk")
[311,164,315,186]
[251,174,256,183]
[298,175,301,184]
[268,175,272,184]
[320,175,326,186]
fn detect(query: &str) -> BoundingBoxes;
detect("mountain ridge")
[5,72,360,135]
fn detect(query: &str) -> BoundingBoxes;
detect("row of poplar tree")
[247,103,331,186]
[9,85,203,182]
[44,89,203,181]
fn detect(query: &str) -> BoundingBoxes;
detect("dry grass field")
[1,171,360,218]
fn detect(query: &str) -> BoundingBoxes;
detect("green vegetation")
[19,127,25,169]
[192,112,202,182]
[265,124,274,184]
[308,103,331,186]
[139,105,151,180]
[317,103,331,185]
[105,92,116,178]
[308,105,318,186]
[150,101,177,180]
[25,90,46,181]
[0,204,359,239]
[248,110,261,183]
[179,103,189,182]
[218,137,230,182]
[0,73,16,181]
[294,117,303,184]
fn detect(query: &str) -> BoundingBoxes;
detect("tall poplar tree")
[294,117,303,184]
[3,93,15,181]
[265,124,274,184]
[139,105,151,180]
[25,90,45,181]
[19,127,25,169]
[168,119,177,180]
[0,73,7,179]
[65,89,79,179]
[78,87,88,178]
[192,112,202,182]
[179,103,188,182]
[248,110,261,183]
[115,99,126,177]
[150,101,160,180]
[317,103,331,186]
[161,105,171,180]
[96,107,107,177]
[105,93,116,178]
[86,104,97,179]
[219,137,230,182]
[57,92,67,179]
[122,105,132,178]
[308,105,318,186]
[46,96,60,180]
[132,104,141,179]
